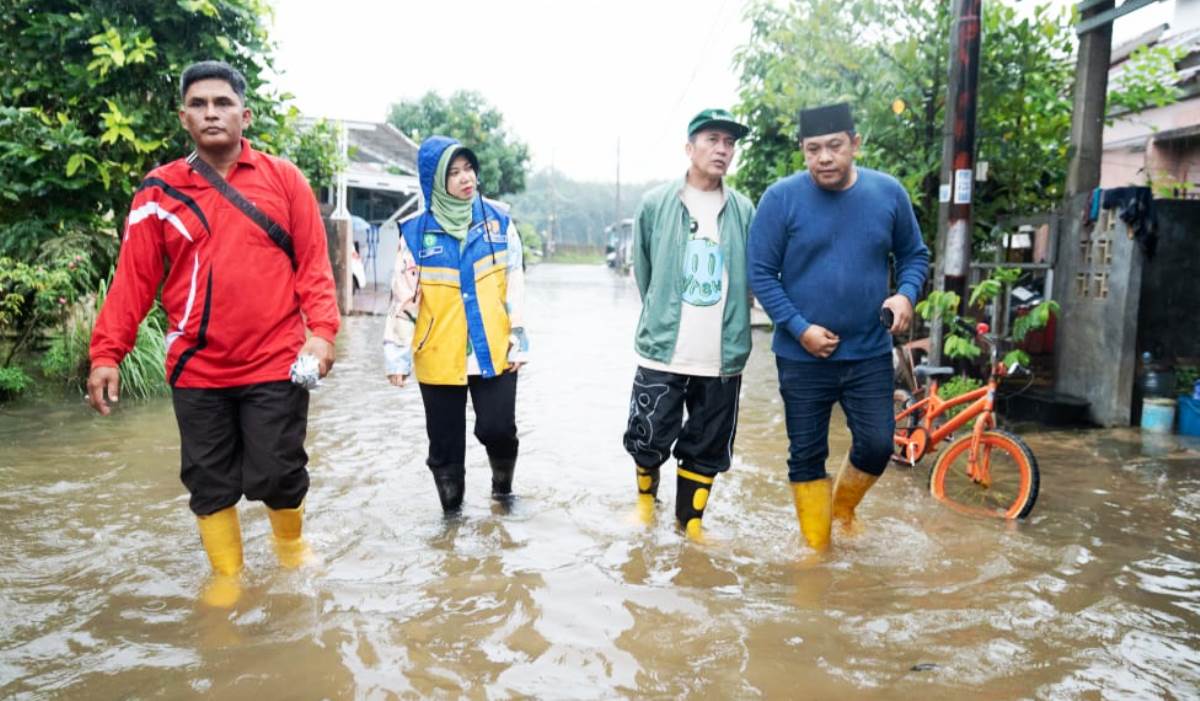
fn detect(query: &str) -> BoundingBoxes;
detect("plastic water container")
[1141,398,1177,433]
[1180,396,1200,437]
[1139,352,1176,399]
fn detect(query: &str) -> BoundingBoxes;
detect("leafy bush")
[1,1,342,281]
[938,375,983,419]
[3,2,343,402]
[916,290,980,361]
[40,324,89,386]
[516,221,543,262]
[0,255,79,365]
[0,365,32,400]
[40,277,167,399]
[916,268,1059,368]
[1178,366,1199,397]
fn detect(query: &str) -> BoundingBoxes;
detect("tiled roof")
[346,122,418,175]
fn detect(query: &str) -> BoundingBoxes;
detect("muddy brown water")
[2,264,1198,699]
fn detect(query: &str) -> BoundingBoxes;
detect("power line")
[650,0,736,154]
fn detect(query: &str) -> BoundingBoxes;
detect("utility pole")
[1066,0,1116,196]
[549,150,557,260]
[615,137,622,235]
[931,0,983,365]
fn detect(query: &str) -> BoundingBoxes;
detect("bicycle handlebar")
[938,318,1037,384]
[946,317,1003,365]
[948,316,988,339]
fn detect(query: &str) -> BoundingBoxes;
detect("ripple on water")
[1,266,1199,697]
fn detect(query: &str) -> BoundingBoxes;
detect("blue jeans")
[775,354,895,483]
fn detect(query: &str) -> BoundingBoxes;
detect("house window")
[1092,272,1109,299]
[1076,273,1090,298]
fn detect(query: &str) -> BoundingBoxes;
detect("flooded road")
[2,263,1199,699]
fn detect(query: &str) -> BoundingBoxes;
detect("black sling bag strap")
[186,151,298,270]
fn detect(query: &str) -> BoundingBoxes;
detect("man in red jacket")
[86,61,340,607]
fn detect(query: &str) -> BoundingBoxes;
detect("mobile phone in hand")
[879,306,894,330]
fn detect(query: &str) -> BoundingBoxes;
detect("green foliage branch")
[387,91,531,198]
[0,0,342,400]
[0,0,343,268]
[916,267,1059,370]
[730,0,1075,248]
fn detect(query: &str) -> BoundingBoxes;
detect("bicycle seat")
[914,365,954,379]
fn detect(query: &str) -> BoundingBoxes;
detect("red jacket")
[91,140,340,388]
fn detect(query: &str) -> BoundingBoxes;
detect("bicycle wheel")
[894,388,918,431]
[892,388,919,465]
[928,430,1039,519]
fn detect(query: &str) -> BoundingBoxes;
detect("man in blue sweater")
[748,102,929,551]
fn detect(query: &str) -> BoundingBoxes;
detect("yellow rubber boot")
[676,468,715,542]
[634,466,660,524]
[266,502,312,569]
[196,506,243,608]
[790,478,832,552]
[832,459,880,535]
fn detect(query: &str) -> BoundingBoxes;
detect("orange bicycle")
[892,322,1040,519]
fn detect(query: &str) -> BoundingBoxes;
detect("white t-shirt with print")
[639,183,728,377]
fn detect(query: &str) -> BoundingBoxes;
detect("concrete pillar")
[1066,1,1115,197]
[324,216,352,316]
[1053,194,1143,426]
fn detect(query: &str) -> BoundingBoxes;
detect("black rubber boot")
[489,456,516,498]
[431,465,465,513]
[675,467,715,538]
[636,465,660,499]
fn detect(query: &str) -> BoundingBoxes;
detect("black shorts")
[622,366,742,476]
[172,380,309,515]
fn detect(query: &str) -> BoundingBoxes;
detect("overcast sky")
[269,0,1176,184]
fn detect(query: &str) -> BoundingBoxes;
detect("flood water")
[2,263,1199,699]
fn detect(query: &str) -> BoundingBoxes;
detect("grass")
[544,251,606,265]
[39,278,167,400]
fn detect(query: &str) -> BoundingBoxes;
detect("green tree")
[731,0,1075,245]
[277,115,346,191]
[509,168,663,248]
[0,0,340,268]
[387,91,531,198]
[1108,44,1189,116]
[515,220,543,261]
[0,0,342,399]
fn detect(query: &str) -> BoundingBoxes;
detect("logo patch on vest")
[423,233,437,247]
[487,220,501,234]
[418,246,444,259]
[484,232,507,244]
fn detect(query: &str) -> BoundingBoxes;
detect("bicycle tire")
[892,388,920,465]
[928,429,1039,519]
[894,388,917,431]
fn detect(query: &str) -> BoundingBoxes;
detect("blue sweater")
[748,167,930,362]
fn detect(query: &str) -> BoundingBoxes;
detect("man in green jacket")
[622,108,755,540]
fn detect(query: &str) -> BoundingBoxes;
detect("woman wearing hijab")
[383,136,529,513]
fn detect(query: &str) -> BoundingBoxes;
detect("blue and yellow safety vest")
[401,199,512,385]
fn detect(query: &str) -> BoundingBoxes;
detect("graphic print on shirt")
[681,225,724,307]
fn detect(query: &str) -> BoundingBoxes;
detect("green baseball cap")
[687,108,749,140]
